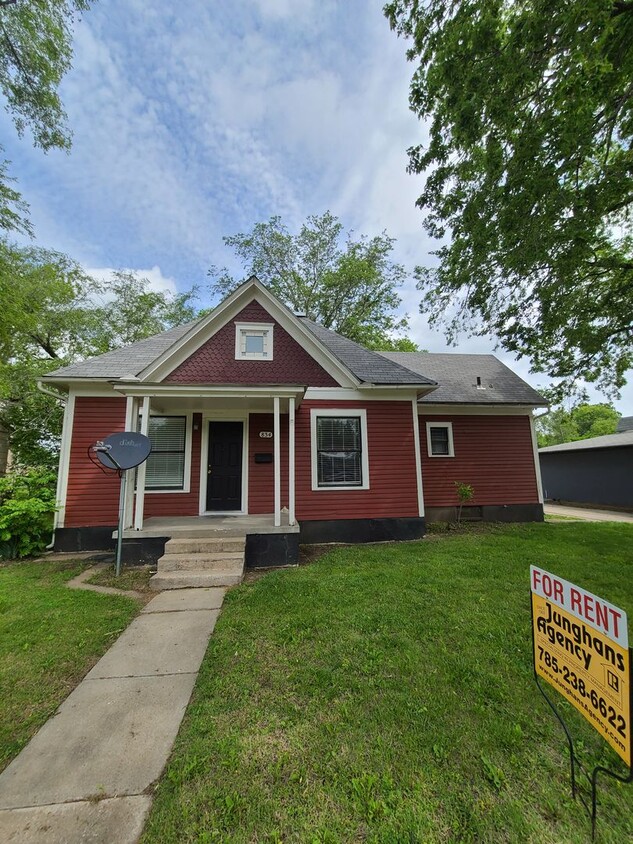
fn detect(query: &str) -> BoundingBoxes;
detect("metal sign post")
[530,566,632,840]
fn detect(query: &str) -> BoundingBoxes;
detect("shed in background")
[539,431,633,509]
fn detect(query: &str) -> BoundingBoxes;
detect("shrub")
[455,481,475,525]
[0,468,57,559]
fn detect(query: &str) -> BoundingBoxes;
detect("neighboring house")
[42,277,547,569]
[539,430,633,509]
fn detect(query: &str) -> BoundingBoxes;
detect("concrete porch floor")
[121,513,300,538]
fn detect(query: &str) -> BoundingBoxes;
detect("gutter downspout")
[36,381,68,548]
[36,380,68,405]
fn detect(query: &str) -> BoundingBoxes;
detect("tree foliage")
[385,0,633,396]
[537,401,620,447]
[0,242,197,467]
[210,212,417,350]
[0,0,91,233]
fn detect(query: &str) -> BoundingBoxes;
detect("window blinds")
[145,416,186,489]
[316,416,362,486]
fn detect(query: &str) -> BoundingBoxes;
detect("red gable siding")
[295,401,419,521]
[143,413,202,518]
[419,414,539,506]
[65,397,126,527]
[165,301,338,386]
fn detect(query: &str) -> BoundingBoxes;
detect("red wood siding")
[165,301,338,386]
[143,413,202,518]
[419,414,539,506]
[248,413,289,514]
[65,397,126,527]
[296,401,419,521]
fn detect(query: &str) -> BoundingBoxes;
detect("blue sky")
[4,0,632,413]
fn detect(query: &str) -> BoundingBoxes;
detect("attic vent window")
[234,322,274,361]
[476,376,485,390]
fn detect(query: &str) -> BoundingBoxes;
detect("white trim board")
[54,391,76,529]
[529,414,545,504]
[411,398,425,517]
[305,387,421,402]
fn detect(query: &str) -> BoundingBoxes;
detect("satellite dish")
[94,432,152,471]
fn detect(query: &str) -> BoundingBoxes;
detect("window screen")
[429,426,450,456]
[145,416,186,489]
[316,416,362,487]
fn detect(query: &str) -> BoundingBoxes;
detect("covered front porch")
[114,382,305,535]
[121,513,300,539]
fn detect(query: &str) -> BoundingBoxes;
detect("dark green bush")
[0,469,57,559]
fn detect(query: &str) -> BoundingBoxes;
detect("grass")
[0,557,140,772]
[142,523,633,843]
[85,563,154,592]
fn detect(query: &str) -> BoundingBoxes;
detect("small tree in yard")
[455,482,475,526]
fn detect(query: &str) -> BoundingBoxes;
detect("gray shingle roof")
[45,321,202,379]
[298,319,436,385]
[617,416,633,433]
[381,352,548,406]
[539,430,633,453]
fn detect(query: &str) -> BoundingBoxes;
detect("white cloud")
[3,0,629,414]
[83,265,178,297]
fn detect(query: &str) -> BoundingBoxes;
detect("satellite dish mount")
[92,432,152,576]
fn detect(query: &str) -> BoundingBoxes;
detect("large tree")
[537,401,620,447]
[385,0,633,397]
[0,242,197,467]
[210,212,418,351]
[0,0,91,233]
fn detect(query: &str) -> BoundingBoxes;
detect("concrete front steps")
[150,536,245,590]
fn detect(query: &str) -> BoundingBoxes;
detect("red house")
[43,277,546,586]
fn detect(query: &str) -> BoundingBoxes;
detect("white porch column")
[273,395,281,527]
[411,398,425,517]
[288,396,296,526]
[134,396,151,530]
[123,396,138,529]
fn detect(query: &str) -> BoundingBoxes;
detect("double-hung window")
[426,421,454,457]
[311,409,369,490]
[145,416,187,489]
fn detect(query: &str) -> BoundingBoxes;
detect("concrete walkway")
[545,503,633,523]
[0,587,226,843]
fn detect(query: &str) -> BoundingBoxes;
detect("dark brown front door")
[206,421,243,511]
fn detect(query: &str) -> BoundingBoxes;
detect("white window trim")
[310,408,370,492]
[426,421,455,458]
[143,412,193,494]
[234,321,274,361]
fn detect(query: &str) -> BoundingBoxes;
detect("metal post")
[116,471,127,577]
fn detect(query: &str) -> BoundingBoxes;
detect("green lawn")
[85,563,154,593]
[0,558,140,772]
[143,523,633,843]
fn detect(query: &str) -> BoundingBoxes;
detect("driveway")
[545,503,633,523]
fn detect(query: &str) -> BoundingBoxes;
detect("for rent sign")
[531,566,631,767]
